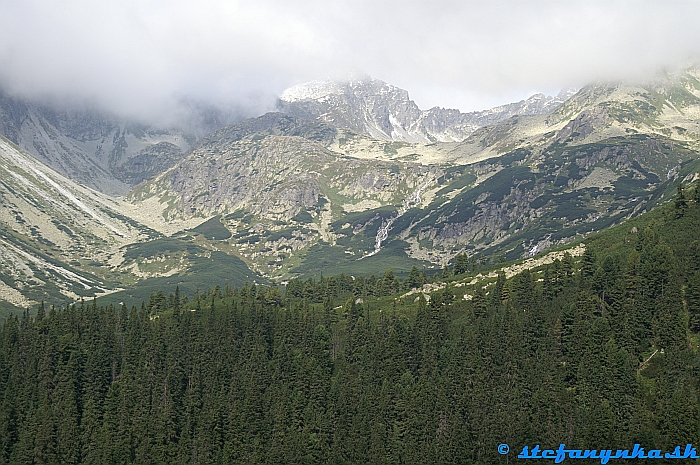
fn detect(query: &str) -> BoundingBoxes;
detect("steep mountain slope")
[128,114,439,278]
[389,67,700,262]
[130,67,700,282]
[278,76,575,143]
[451,68,700,163]
[0,91,242,195]
[0,136,263,314]
[0,135,152,309]
[5,67,700,309]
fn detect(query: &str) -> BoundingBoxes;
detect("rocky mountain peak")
[278,76,576,143]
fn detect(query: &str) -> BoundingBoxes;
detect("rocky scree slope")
[0,135,158,309]
[5,68,700,303]
[129,68,700,278]
[0,90,242,195]
[0,134,264,313]
[129,113,439,278]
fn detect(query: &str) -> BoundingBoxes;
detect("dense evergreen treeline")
[2,184,700,464]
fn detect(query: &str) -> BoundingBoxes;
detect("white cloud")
[1,0,699,119]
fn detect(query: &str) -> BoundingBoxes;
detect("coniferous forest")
[2,184,700,464]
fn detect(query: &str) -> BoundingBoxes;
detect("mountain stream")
[359,179,431,259]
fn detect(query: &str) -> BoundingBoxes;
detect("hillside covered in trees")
[1,182,700,464]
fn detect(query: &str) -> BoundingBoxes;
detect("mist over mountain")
[278,76,576,142]
[2,64,700,312]
[0,76,573,195]
[2,1,700,127]
[5,3,700,462]
[0,89,246,195]
[4,41,700,465]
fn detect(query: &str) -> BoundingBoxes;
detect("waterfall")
[359,179,430,259]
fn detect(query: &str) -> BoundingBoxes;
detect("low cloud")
[1,0,699,121]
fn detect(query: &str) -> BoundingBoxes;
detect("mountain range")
[0,91,242,195]
[278,76,576,143]
[2,68,700,314]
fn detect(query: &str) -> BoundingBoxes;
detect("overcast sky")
[1,0,699,123]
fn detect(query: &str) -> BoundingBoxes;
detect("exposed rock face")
[164,135,329,219]
[117,142,185,185]
[278,76,575,142]
[193,112,337,149]
[4,67,700,298]
[133,130,436,222]
[555,106,614,143]
[428,184,543,249]
[0,135,158,306]
[0,90,242,195]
